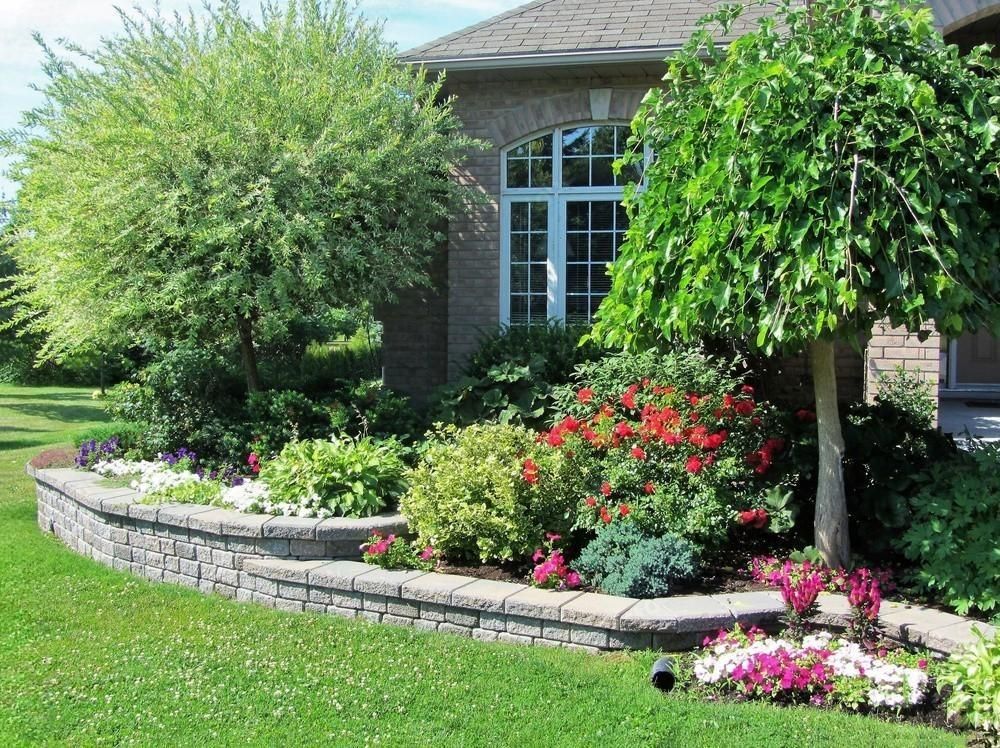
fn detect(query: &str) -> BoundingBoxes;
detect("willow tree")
[593,0,1000,567]
[1,0,476,391]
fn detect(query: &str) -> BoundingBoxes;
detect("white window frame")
[499,123,642,326]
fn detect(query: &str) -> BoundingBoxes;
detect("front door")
[952,330,1000,389]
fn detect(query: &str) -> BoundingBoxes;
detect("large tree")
[592,0,1000,567]
[1,0,476,391]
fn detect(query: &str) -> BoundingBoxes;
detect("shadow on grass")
[0,438,69,452]
[1,402,107,425]
[0,391,98,402]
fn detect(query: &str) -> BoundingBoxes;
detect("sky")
[0,0,520,198]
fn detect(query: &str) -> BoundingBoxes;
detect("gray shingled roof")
[399,0,770,65]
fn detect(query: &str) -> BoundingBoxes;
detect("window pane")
[567,233,587,262]
[529,135,553,157]
[511,203,529,231]
[529,263,547,293]
[529,202,548,231]
[510,234,529,263]
[562,127,592,157]
[591,268,612,295]
[529,296,547,320]
[530,158,552,188]
[562,157,589,187]
[591,157,615,187]
[591,126,616,156]
[510,142,530,158]
[510,295,529,325]
[567,263,589,294]
[567,201,589,230]
[507,158,529,188]
[589,297,604,319]
[510,264,528,293]
[591,232,615,263]
[529,233,547,262]
[566,295,589,324]
[591,201,614,229]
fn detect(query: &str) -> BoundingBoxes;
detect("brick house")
[382,0,1000,426]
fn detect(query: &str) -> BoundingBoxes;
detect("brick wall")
[864,321,941,421]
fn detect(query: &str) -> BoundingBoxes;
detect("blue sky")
[0,0,520,198]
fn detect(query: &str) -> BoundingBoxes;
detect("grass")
[0,384,963,746]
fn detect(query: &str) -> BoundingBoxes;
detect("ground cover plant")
[1,384,965,746]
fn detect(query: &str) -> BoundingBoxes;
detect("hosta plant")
[260,436,407,519]
[939,628,1000,737]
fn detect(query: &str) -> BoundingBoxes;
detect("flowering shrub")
[361,531,435,571]
[693,627,931,712]
[529,533,581,590]
[541,374,785,547]
[400,424,588,564]
[574,521,700,598]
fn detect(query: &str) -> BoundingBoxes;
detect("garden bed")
[30,464,994,656]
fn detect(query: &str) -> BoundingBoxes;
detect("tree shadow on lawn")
[0,437,72,452]
[0,391,97,402]
[1,402,107,426]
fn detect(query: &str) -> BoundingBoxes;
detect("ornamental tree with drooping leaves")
[592,0,1000,567]
[1,0,479,391]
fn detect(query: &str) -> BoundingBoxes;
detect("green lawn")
[0,384,962,746]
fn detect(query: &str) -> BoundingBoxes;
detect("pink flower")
[532,548,546,563]
[419,546,435,561]
[565,571,581,589]
[685,455,704,474]
[630,445,647,460]
[600,481,612,497]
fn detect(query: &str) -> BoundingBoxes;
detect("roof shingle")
[399,0,770,64]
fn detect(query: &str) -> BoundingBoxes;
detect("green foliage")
[331,380,422,441]
[875,366,936,430]
[593,0,1000,354]
[102,347,245,460]
[246,390,332,458]
[575,522,700,598]
[784,400,958,555]
[260,436,407,518]
[143,479,223,507]
[2,0,478,383]
[400,424,587,563]
[436,323,602,429]
[939,628,1000,735]
[901,443,1000,615]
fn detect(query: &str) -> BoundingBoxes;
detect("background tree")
[1,0,477,392]
[593,0,1000,567]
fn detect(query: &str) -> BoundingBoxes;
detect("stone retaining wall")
[31,466,407,599]
[31,465,994,655]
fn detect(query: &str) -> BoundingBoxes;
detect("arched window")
[500,124,642,325]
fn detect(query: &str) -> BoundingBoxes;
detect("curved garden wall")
[31,465,992,654]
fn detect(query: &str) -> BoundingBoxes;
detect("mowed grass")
[0,384,962,747]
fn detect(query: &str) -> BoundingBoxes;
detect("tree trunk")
[237,316,262,393]
[810,338,850,568]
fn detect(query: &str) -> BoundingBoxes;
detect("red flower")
[687,393,701,406]
[703,430,728,450]
[741,385,755,395]
[630,445,647,461]
[581,428,598,442]
[689,411,700,423]
[600,481,612,496]
[621,384,639,410]
[545,431,565,447]
[685,455,704,474]
[738,509,769,529]
[751,417,762,426]
[577,387,595,404]
[560,415,581,433]
[584,496,597,507]
[796,409,817,423]
[735,400,755,416]
[662,432,683,446]
[521,458,540,484]
[599,506,613,524]
[643,481,656,495]
[641,378,651,388]
[619,504,631,517]
[613,422,635,438]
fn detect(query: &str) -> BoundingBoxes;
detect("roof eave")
[399,46,682,72]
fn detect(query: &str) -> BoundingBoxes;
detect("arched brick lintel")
[487,87,648,149]
[931,0,1000,36]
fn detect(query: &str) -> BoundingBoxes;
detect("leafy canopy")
[593,0,1000,354]
[1,0,477,362]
